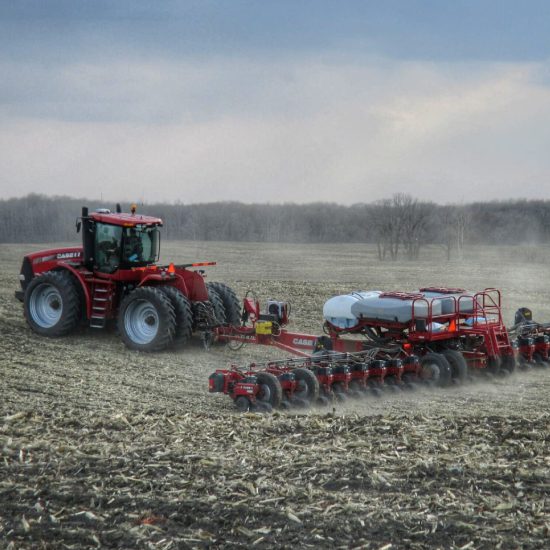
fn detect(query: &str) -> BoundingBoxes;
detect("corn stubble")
[1,242,549,549]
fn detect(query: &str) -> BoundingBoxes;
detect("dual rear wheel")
[206,282,241,326]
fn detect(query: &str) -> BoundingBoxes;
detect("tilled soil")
[1,242,549,549]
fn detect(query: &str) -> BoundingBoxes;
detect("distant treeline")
[1,194,550,252]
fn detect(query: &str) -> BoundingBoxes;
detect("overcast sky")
[1,1,550,205]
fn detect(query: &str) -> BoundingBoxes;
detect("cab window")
[122,228,144,263]
[95,223,122,273]
[121,226,160,265]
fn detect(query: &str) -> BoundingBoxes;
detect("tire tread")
[24,270,81,337]
[118,286,176,352]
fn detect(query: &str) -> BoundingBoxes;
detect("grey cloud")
[1,57,550,204]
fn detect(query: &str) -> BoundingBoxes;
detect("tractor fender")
[174,268,209,302]
[137,273,190,297]
[50,264,92,319]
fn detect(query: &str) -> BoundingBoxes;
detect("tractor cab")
[79,205,162,274]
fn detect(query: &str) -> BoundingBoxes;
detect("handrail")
[470,288,503,327]
[411,294,460,337]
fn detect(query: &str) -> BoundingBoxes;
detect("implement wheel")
[256,372,282,409]
[486,355,502,376]
[419,353,446,386]
[442,350,468,385]
[293,368,320,403]
[118,287,176,352]
[501,354,516,374]
[24,271,81,337]
[158,286,193,348]
[235,396,250,413]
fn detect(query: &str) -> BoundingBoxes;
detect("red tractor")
[15,205,241,351]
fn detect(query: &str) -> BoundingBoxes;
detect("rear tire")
[207,282,241,325]
[206,284,227,325]
[442,350,468,385]
[118,287,176,352]
[24,270,81,337]
[158,286,193,348]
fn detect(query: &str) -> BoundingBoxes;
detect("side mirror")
[76,220,82,233]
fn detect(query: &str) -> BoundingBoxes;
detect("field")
[1,241,549,549]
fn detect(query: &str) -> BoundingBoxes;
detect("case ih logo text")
[238,334,257,341]
[292,337,315,347]
[56,252,81,260]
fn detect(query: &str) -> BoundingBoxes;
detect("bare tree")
[400,195,432,260]
[371,194,409,260]
[371,193,431,260]
[1,194,549,247]
[455,206,468,259]
[436,204,470,260]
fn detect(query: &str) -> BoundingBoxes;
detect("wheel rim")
[124,299,159,345]
[29,283,63,328]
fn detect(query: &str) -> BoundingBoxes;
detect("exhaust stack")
[81,206,94,269]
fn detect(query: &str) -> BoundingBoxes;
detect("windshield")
[121,226,160,265]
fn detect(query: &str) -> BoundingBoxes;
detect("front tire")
[24,271,81,337]
[118,287,176,351]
